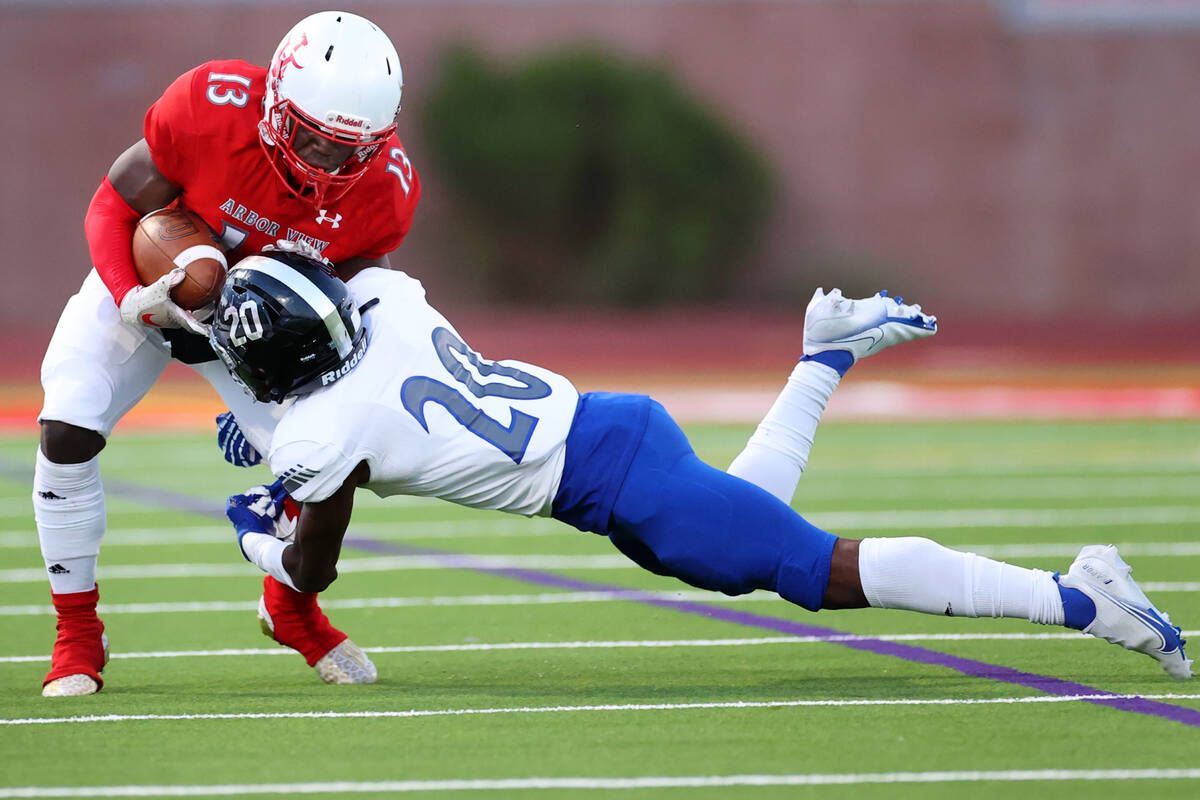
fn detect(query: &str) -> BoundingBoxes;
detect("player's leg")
[37,271,170,696]
[608,401,1191,679]
[708,482,1190,680]
[191,359,377,684]
[727,288,936,503]
[830,535,1191,679]
[606,400,837,611]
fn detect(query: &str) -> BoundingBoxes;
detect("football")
[132,208,228,310]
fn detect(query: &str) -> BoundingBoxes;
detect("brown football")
[132,208,228,310]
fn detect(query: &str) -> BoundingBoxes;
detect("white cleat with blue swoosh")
[802,288,938,363]
[1059,544,1193,680]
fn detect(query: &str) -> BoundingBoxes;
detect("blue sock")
[802,350,854,377]
[1056,578,1097,630]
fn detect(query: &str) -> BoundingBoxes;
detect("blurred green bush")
[421,45,773,306]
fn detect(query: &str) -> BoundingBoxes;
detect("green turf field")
[1,419,1199,798]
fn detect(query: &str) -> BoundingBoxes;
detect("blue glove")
[217,411,262,468]
[227,479,288,560]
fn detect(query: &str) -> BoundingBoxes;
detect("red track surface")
[3,312,1197,432]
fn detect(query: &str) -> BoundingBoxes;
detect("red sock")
[261,576,347,666]
[44,585,106,688]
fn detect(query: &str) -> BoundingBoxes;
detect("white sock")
[727,360,841,504]
[858,537,1065,625]
[33,448,105,594]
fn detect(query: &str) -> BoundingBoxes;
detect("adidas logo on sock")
[47,563,70,574]
[38,490,66,500]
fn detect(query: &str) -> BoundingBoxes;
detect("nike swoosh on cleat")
[140,314,164,327]
[836,331,882,348]
[1094,585,1181,654]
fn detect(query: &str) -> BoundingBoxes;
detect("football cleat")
[314,639,378,685]
[257,593,377,684]
[1058,545,1193,680]
[42,673,100,697]
[803,287,937,362]
[42,633,109,697]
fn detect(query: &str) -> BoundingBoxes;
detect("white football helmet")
[260,11,403,207]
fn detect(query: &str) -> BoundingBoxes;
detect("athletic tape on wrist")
[240,531,299,591]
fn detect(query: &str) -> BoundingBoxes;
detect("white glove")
[119,267,208,335]
[263,238,332,266]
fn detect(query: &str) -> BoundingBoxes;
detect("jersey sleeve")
[269,440,360,504]
[357,144,422,259]
[142,67,204,188]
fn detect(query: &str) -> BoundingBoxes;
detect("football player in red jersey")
[34,11,420,696]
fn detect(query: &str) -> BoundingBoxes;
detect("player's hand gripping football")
[216,411,262,468]
[227,479,290,560]
[118,267,209,335]
[263,238,332,266]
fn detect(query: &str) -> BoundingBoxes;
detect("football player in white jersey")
[213,251,1192,681]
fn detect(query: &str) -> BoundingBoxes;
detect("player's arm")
[227,462,368,592]
[86,139,204,331]
[280,461,370,592]
[86,139,181,304]
[109,139,181,213]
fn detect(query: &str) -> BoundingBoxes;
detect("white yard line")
[5,537,1200,584]
[0,495,440,519]
[0,555,639,583]
[770,462,1200,479]
[798,476,1200,500]
[5,510,1200,552]
[804,506,1200,530]
[0,590,771,616]
[0,519,568,548]
[0,584,1198,619]
[5,769,1200,796]
[5,631,1200,665]
[4,465,1200,517]
[4,695,1200,728]
[4,505,1200,550]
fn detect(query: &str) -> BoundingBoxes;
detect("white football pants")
[35,269,285,594]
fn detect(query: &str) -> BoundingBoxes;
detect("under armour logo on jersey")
[38,490,65,500]
[47,563,70,574]
[315,210,342,229]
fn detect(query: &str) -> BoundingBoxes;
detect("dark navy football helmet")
[208,250,366,403]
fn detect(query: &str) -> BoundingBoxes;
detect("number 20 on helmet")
[208,251,366,403]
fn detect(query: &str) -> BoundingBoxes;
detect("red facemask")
[259,100,396,208]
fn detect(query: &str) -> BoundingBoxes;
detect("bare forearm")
[282,538,339,593]
[280,463,365,591]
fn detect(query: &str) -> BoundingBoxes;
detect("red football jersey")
[143,59,420,265]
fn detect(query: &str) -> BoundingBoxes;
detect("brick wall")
[3,1,1199,335]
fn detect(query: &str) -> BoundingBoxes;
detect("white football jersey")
[267,269,580,515]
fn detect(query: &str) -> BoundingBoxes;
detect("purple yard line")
[344,535,1200,729]
[1,455,1185,728]
[4,455,1185,724]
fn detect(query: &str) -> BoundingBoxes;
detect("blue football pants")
[605,400,837,612]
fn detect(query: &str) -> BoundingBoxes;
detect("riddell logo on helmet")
[320,338,367,386]
[329,113,369,130]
